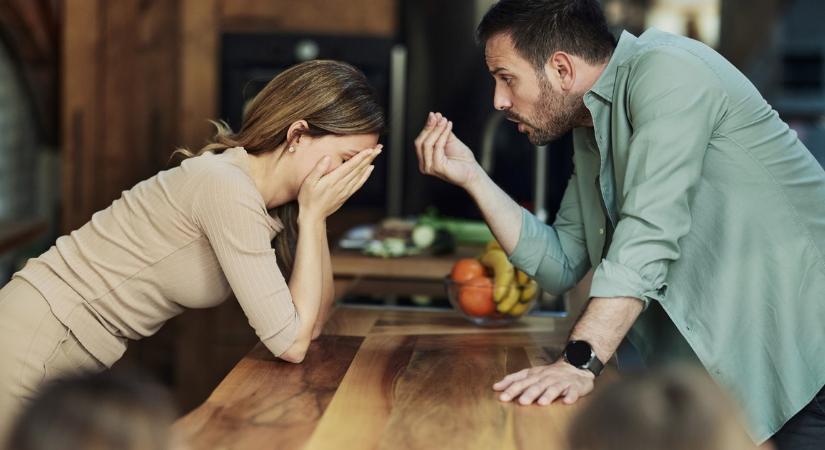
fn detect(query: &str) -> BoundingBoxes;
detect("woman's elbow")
[278,350,305,364]
[276,338,310,364]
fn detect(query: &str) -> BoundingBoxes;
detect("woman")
[0,59,384,437]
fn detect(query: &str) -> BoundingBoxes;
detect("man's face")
[484,33,587,145]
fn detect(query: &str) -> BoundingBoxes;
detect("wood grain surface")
[173,307,601,450]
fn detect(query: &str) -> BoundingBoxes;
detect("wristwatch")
[562,340,604,376]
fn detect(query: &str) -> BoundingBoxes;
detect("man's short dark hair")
[477,0,616,69]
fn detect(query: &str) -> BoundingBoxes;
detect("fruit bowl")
[445,276,538,326]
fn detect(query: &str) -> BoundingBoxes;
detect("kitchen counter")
[173,306,610,450]
[330,246,484,302]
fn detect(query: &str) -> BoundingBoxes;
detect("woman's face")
[292,132,380,181]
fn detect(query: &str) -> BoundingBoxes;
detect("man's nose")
[493,87,512,111]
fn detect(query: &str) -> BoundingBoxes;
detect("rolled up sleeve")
[509,170,590,295]
[261,315,301,356]
[589,48,728,306]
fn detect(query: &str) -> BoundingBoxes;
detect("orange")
[458,276,496,317]
[451,258,486,282]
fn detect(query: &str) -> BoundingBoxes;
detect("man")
[413,0,825,448]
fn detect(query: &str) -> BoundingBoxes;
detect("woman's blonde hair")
[567,365,759,450]
[175,60,384,277]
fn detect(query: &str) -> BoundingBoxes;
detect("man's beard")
[506,76,588,146]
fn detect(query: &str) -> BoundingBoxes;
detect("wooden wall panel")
[133,0,181,170]
[179,0,218,150]
[100,0,138,208]
[62,0,102,232]
[220,0,397,36]
[62,0,180,231]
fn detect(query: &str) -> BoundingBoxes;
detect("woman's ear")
[286,120,310,146]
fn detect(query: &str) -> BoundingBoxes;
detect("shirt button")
[599,228,604,235]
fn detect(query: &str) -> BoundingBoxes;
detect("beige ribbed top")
[14,147,300,366]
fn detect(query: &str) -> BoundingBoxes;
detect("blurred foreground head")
[568,365,763,450]
[6,370,175,450]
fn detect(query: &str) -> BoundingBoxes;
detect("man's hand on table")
[493,359,595,406]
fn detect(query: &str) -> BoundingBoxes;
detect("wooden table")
[167,247,485,412]
[173,306,611,449]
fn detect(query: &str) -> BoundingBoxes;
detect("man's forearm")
[464,167,524,254]
[568,296,645,363]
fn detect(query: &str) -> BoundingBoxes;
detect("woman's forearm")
[279,216,326,362]
[312,231,335,339]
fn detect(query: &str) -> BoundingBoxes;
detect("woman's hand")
[414,112,482,189]
[298,145,381,223]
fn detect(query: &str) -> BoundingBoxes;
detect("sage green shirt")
[509,29,825,443]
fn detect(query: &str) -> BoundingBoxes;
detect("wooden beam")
[99,0,139,209]
[179,0,219,150]
[61,0,101,232]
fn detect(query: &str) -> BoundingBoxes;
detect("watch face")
[565,340,593,367]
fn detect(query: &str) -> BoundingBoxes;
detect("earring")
[288,146,296,153]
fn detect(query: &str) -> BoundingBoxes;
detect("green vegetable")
[412,223,437,249]
[364,240,388,257]
[384,238,407,257]
[417,208,493,245]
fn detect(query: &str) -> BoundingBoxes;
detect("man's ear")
[546,51,576,91]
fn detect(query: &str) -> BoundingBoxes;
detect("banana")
[516,270,530,286]
[485,240,502,253]
[521,280,538,302]
[496,282,521,314]
[480,249,515,302]
[508,300,531,316]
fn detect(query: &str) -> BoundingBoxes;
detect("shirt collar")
[588,30,638,102]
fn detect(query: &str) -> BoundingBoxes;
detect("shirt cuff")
[589,258,667,309]
[508,207,552,277]
[261,312,301,357]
